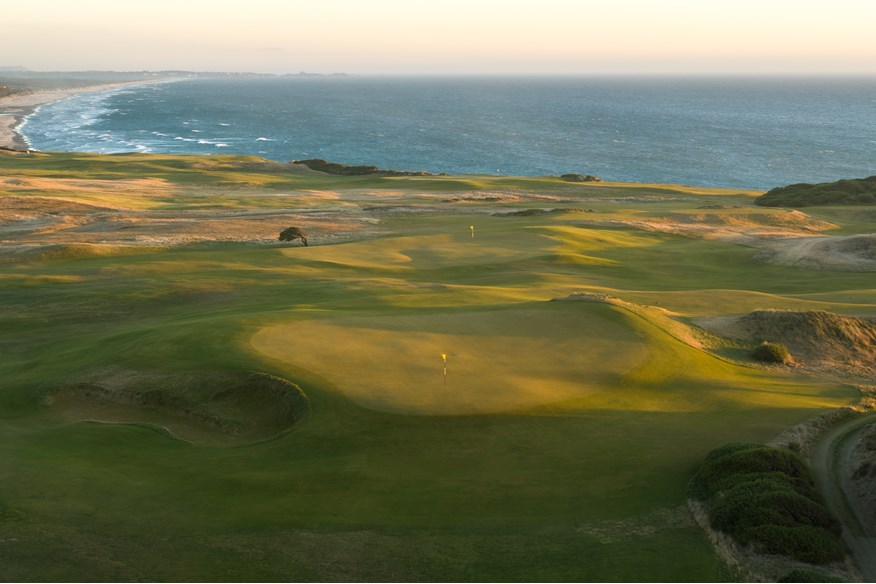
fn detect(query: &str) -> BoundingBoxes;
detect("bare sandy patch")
[600,209,836,242]
[698,309,876,379]
[753,233,876,272]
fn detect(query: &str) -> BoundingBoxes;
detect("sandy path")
[0,80,169,150]
[810,413,876,581]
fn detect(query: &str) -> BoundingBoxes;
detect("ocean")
[20,76,876,190]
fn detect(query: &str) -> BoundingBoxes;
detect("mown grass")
[1,153,873,581]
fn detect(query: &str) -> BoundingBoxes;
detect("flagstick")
[470,225,474,239]
[442,353,447,385]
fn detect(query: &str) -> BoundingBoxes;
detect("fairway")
[1,152,872,581]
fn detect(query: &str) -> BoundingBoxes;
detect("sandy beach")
[0,80,166,151]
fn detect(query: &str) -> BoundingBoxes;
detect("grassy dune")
[1,152,873,581]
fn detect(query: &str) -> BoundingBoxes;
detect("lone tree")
[279,226,308,246]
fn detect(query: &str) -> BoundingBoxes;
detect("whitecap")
[255,137,273,141]
[215,143,229,148]
[218,123,230,127]
[191,129,203,133]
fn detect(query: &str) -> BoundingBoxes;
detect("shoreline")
[0,80,172,151]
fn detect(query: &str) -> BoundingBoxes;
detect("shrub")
[710,482,839,535]
[693,443,846,565]
[703,442,762,462]
[708,471,818,500]
[742,524,845,564]
[279,226,308,246]
[752,341,792,364]
[697,446,809,495]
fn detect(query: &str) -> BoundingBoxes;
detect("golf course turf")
[0,151,872,581]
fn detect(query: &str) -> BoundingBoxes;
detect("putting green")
[252,303,649,415]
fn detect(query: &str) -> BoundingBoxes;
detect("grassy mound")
[692,443,844,564]
[40,369,309,446]
[756,176,876,207]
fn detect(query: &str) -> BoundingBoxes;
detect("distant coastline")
[6,76,875,190]
[0,80,172,151]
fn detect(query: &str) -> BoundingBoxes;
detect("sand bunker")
[699,310,876,378]
[41,368,309,446]
[753,233,876,272]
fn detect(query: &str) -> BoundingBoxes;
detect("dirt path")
[811,413,876,581]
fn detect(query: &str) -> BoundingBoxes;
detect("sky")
[6,0,876,75]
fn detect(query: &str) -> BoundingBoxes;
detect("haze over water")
[22,76,876,190]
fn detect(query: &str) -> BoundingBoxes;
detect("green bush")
[697,446,809,495]
[702,442,762,462]
[708,471,818,500]
[693,444,846,565]
[742,524,845,564]
[710,482,839,535]
[752,341,792,364]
